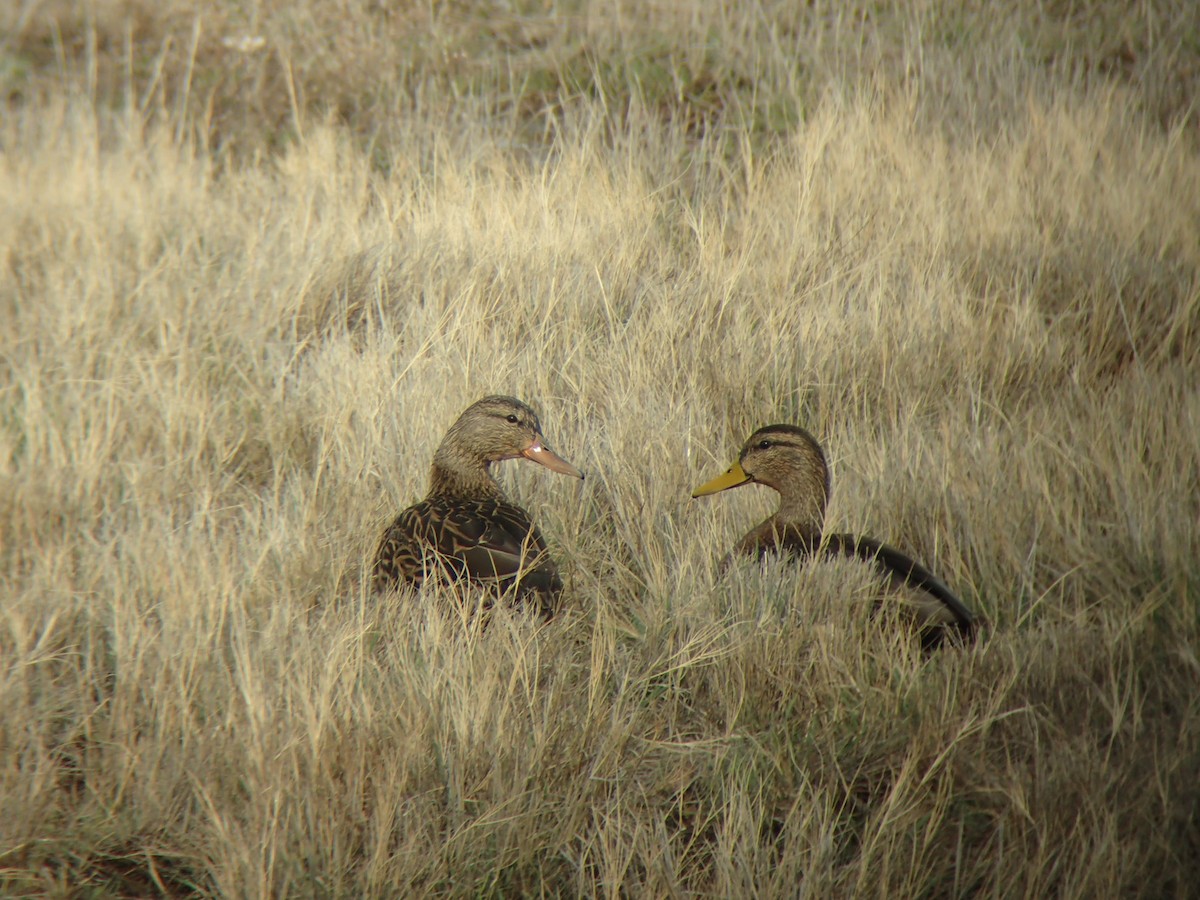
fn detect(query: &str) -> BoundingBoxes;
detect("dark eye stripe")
[752,434,810,450]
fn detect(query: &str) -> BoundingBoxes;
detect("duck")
[692,424,976,648]
[373,395,583,618]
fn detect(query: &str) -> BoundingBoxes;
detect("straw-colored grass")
[2,1,1198,896]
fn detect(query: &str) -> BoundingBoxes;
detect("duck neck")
[427,445,503,499]
[771,485,826,543]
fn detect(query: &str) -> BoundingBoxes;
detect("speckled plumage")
[694,424,976,648]
[373,396,581,617]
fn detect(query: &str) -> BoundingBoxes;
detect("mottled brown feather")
[373,496,562,617]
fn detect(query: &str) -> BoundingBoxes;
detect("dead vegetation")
[1,1,1198,895]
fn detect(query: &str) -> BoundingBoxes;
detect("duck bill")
[692,461,752,497]
[521,437,584,479]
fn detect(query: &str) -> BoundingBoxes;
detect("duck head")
[434,395,583,482]
[692,424,829,524]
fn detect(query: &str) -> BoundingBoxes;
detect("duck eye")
[758,440,772,450]
[506,414,519,424]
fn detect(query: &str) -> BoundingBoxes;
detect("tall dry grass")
[2,1,1199,896]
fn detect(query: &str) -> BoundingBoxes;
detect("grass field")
[2,1,1199,895]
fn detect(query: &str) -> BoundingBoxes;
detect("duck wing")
[374,496,562,613]
[822,533,976,647]
[450,498,562,594]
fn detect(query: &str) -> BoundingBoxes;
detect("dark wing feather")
[373,496,562,616]
[441,499,563,600]
[822,532,976,647]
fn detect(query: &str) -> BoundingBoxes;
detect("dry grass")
[2,1,1199,896]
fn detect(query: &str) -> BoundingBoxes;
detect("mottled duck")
[693,424,976,648]
[374,395,583,617]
